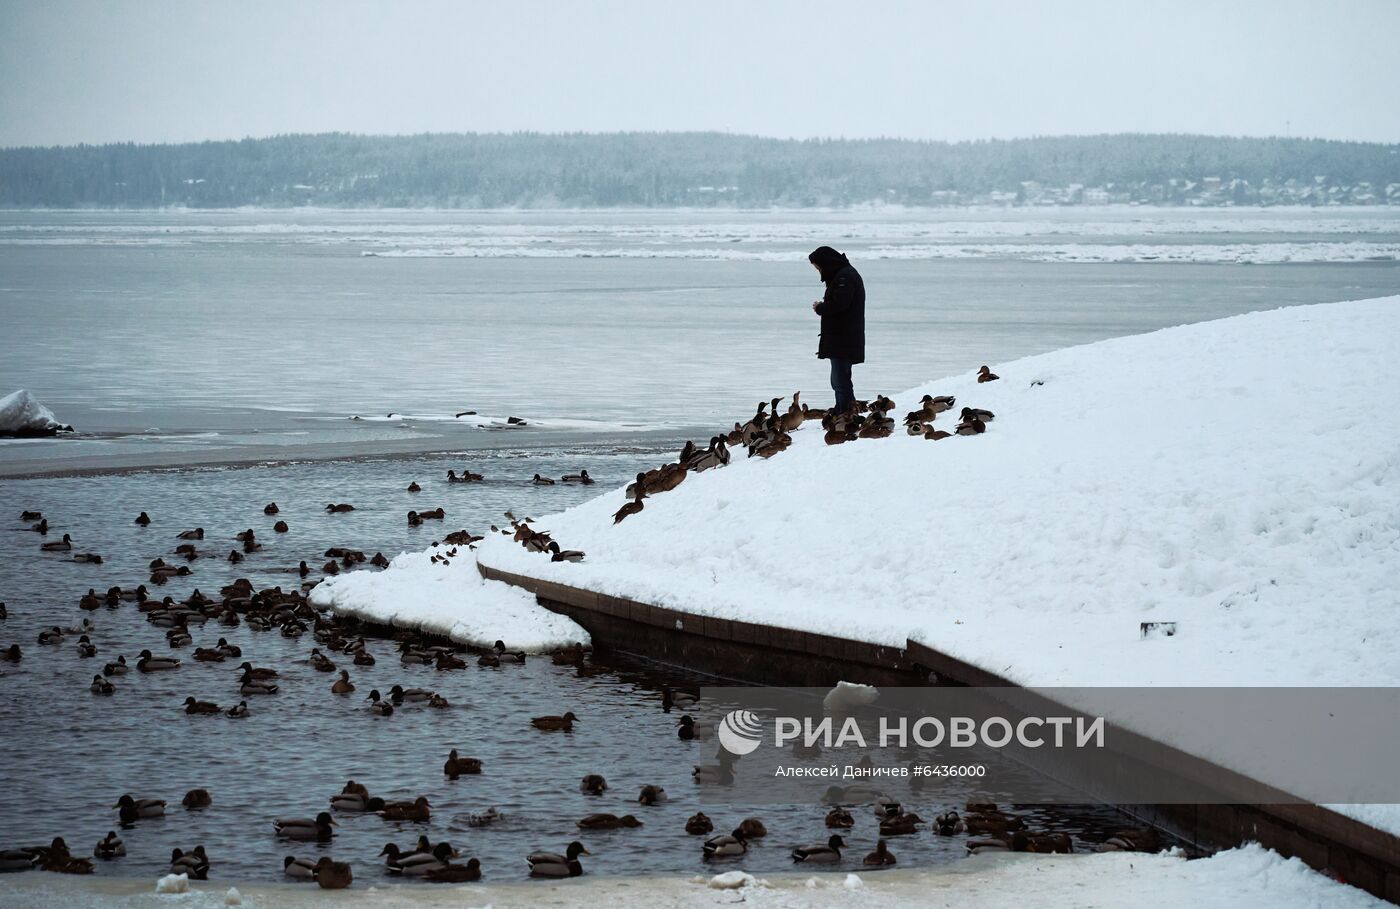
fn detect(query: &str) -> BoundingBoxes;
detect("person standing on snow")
[809,246,865,413]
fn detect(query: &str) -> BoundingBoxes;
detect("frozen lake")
[2,207,1398,474]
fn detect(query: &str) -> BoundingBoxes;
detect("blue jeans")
[829,359,855,412]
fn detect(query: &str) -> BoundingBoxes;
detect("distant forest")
[1,132,1397,208]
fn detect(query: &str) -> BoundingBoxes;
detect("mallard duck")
[114,794,166,822]
[73,552,104,564]
[737,818,767,839]
[966,836,1012,854]
[274,812,337,841]
[612,491,644,524]
[662,687,699,711]
[924,426,952,440]
[960,406,995,422]
[387,684,431,704]
[1,644,21,662]
[561,470,594,485]
[435,651,466,670]
[225,701,250,718]
[133,650,177,672]
[531,711,577,731]
[1012,831,1073,853]
[183,697,220,716]
[182,789,212,809]
[546,541,585,562]
[325,503,355,513]
[313,857,352,889]
[526,840,589,877]
[0,848,36,871]
[176,528,203,540]
[353,648,376,666]
[579,774,608,795]
[40,534,73,552]
[873,796,902,819]
[237,661,278,679]
[577,813,642,830]
[792,834,845,863]
[169,846,209,879]
[964,809,1024,835]
[935,810,964,835]
[239,672,278,695]
[493,640,526,663]
[1094,828,1160,853]
[309,648,336,672]
[702,829,747,858]
[19,510,41,521]
[93,832,124,859]
[192,647,224,663]
[531,474,555,486]
[213,638,240,658]
[407,482,421,492]
[825,808,854,828]
[424,857,480,882]
[685,812,713,835]
[90,674,115,695]
[977,365,999,383]
[465,808,503,827]
[379,796,431,822]
[366,691,394,716]
[386,841,454,874]
[283,855,318,880]
[638,784,667,805]
[331,670,355,694]
[879,811,924,836]
[863,838,896,866]
[329,789,371,813]
[443,750,482,778]
[676,714,711,740]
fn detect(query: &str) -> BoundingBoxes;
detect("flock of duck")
[3,369,1171,889]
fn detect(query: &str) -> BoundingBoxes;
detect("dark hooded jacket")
[810,247,865,364]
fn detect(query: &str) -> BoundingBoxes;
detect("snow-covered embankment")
[310,549,588,651]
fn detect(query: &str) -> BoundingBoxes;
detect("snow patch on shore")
[310,549,588,651]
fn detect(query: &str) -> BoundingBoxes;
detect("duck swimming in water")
[527,841,589,877]
[792,834,845,863]
[40,534,73,552]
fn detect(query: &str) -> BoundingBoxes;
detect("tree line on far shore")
[1,131,1397,208]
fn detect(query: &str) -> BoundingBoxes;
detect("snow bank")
[310,548,588,651]
[0,389,72,437]
[476,294,1400,834]
[478,296,1400,687]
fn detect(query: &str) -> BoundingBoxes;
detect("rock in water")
[0,390,72,437]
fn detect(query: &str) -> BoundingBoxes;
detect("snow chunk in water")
[310,547,588,651]
[0,389,71,437]
[154,873,189,893]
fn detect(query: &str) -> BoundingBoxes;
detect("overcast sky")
[1,0,1397,148]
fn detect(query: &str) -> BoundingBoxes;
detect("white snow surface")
[475,294,1400,834]
[309,548,589,652]
[477,296,1400,688]
[0,389,68,434]
[0,845,1387,909]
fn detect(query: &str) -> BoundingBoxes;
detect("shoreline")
[0,845,1386,909]
[0,425,694,480]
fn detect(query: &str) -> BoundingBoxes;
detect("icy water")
[2,208,1398,475]
[1,208,1396,884]
[0,448,1136,884]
